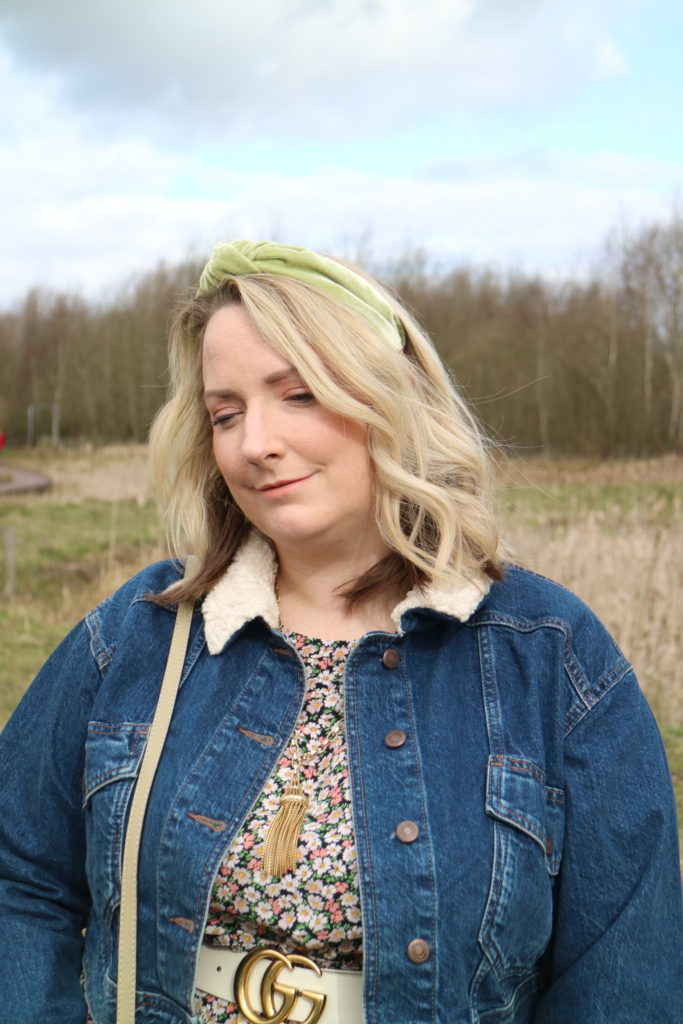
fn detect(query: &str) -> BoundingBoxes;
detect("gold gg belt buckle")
[234,946,327,1024]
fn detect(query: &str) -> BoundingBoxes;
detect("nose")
[240,404,284,463]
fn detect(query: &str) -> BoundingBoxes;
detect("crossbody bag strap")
[116,558,199,1024]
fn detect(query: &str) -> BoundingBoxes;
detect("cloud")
[0,0,670,306]
[0,0,634,141]
[2,147,676,305]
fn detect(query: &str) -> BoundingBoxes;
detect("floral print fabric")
[196,632,362,1023]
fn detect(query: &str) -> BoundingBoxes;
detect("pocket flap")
[82,722,149,804]
[486,754,564,875]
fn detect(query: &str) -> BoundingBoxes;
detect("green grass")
[0,498,160,602]
[0,497,161,723]
[498,480,683,527]
[664,728,683,835]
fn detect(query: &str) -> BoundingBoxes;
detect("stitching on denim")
[346,651,380,1024]
[84,727,149,794]
[488,755,545,784]
[506,563,579,599]
[487,759,565,867]
[178,620,205,690]
[563,658,631,735]
[490,765,544,848]
[479,816,508,975]
[479,627,504,756]
[400,642,439,1024]
[476,969,543,1021]
[472,611,572,636]
[86,606,116,674]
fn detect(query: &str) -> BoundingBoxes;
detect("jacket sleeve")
[534,668,683,1022]
[0,618,102,1022]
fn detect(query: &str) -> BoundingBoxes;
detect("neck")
[275,539,400,642]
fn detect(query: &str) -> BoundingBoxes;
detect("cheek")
[212,436,240,488]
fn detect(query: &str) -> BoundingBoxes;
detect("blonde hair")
[149,262,503,605]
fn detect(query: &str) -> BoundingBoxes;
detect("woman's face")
[202,304,385,561]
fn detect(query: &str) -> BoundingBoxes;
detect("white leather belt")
[195,944,363,1024]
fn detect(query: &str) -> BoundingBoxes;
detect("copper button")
[381,647,401,669]
[385,729,406,748]
[544,835,554,856]
[396,820,419,843]
[407,939,430,963]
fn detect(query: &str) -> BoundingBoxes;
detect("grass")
[667,729,683,834]
[0,496,162,723]
[0,498,159,601]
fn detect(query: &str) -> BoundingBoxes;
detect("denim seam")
[488,764,545,852]
[402,645,439,1024]
[563,657,632,735]
[488,755,545,784]
[86,605,116,675]
[83,727,149,795]
[478,627,505,756]
[85,586,177,675]
[346,654,379,1024]
[472,612,572,635]
[478,817,508,976]
[476,969,543,1022]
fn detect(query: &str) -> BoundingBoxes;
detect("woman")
[0,240,681,1024]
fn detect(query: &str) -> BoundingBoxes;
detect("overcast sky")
[0,0,681,305]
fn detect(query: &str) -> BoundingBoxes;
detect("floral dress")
[195,632,363,1023]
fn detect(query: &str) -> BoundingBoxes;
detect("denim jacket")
[0,531,681,1024]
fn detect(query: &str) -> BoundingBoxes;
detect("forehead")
[203,304,271,355]
[203,304,293,376]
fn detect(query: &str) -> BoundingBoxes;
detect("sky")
[0,0,681,306]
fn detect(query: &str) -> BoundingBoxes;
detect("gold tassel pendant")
[262,773,309,876]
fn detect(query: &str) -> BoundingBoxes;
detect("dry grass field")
[497,454,683,730]
[1,445,682,835]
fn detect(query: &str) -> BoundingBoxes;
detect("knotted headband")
[196,240,405,351]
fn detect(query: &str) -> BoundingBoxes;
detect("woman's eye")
[286,391,314,404]
[211,412,238,428]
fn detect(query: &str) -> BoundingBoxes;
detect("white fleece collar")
[201,530,490,655]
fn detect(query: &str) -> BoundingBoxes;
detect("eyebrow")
[204,367,301,400]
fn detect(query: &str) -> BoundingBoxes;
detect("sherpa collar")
[201,530,490,655]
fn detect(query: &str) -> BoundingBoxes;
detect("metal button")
[544,835,554,857]
[396,820,419,843]
[407,939,431,963]
[381,647,400,669]
[385,729,406,748]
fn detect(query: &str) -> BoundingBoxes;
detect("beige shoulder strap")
[116,560,198,1024]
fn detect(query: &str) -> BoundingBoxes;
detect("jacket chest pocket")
[473,754,565,1021]
[82,722,149,918]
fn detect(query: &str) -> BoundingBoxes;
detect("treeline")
[1,212,682,456]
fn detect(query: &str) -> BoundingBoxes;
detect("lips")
[259,474,313,493]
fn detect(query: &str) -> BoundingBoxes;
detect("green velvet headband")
[196,239,405,351]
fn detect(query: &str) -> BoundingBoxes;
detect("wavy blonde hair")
[149,262,503,605]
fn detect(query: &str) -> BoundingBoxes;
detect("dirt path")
[0,446,150,503]
[0,466,51,495]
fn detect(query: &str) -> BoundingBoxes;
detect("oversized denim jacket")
[0,532,681,1024]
